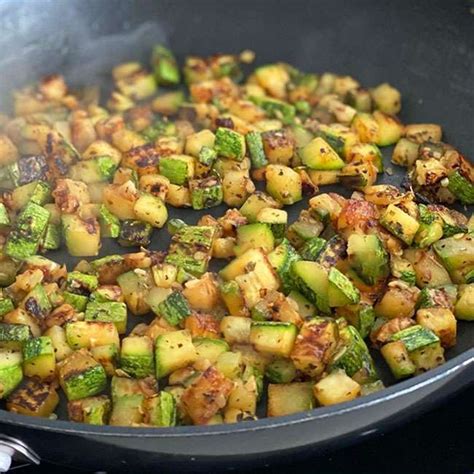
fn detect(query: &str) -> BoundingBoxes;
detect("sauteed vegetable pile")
[0,46,472,426]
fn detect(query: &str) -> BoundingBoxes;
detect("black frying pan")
[0,0,473,471]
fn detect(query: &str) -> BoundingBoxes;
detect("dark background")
[16,385,474,473]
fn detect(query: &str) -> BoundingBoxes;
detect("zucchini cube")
[246,131,268,168]
[193,337,229,363]
[7,378,59,417]
[59,349,107,401]
[189,176,223,210]
[301,137,345,170]
[150,290,191,326]
[381,341,416,379]
[66,321,120,349]
[214,127,246,161]
[313,370,361,406]
[155,330,197,378]
[380,204,420,245]
[328,267,361,307]
[120,336,154,378]
[62,214,100,257]
[90,343,119,377]
[455,284,474,320]
[85,301,128,334]
[68,395,111,425]
[5,202,50,260]
[0,350,23,399]
[159,155,194,185]
[23,284,52,320]
[0,203,10,229]
[0,297,14,317]
[0,323,32,350]
[66,271,99,295]
[267,382,314,417]
[143,391,177,427]
[23,336,56,380]
[250,321,297,357]
[118,220,153,247]
[152,45,180,86]
[98,204,121,238]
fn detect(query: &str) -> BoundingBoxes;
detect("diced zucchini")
[0,324,32,350]
[371,83,401,114]
[381,341,416,379]
[0,297,14,318]
[68,395,111,425]
[404,123,442,143]
[256,208,287,241]
[216,351,243,380]
[66,321,120,349]
[219,281,248,317]
[329,325,377,383]
[0,350,23,399]
[261,129,294,165]
[8,378,59,417]
[455,284,474,320]
[234,223,275,256]
[373,111,403,146]
[117,269,153,315]
[267,238,301,294]
[118,220,153,247]
[447,170,474,205]
[165,225,216,276]
[219,247,269,280]
[307,170,340,186]
[380,204,420,245]
[347,233,389,285]
[390,325,439,352]
[351,113,379,143]
[390,256,416,286]
[265,164,302,205]
[414,204,443,248]
[214,127,246,161]
[250,321,297,357]
[189,176,223,210]
[22,336,56,379]
[291,260,330,314]
[299,236,327,261]
[409,341,445,374]
[0,203,11,229]
[84,301,127,334]
[194,337,229,363]
[67,271,98,295]
[143,391,176,427]
[316,235,347,269]
[120,336,154,378]
[44,325,73,362]
[149,289,191,326]
[301,137,345,170]
[22,283,52,320]
[267,382,314,416]
[313,370,361,406]
[90,343,119,376]
[374,284,419,320]
[246,131,268,168]
[328,268,360,307]
[416,307,456,348]
[250,96,295,124]
[159,155,194,185]
[239,191,281,223]
[58,349,107,401]
[63,292,88,312]
[265,358,297,383]
[433,235,474,284]
[5,202,50,260]
[133,193,168,228]
[391,138,419,167]
[336,302,375,339]
[152,45,180,86]
[155,330,197,378]
[109,377,147,426]
[62,214,100,257]
[287,290,316,319]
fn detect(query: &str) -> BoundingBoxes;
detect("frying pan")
[0,0,473,471]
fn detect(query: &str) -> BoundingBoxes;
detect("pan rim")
[1,347,472,438]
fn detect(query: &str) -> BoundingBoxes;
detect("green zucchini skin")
[214,127,246,161]
[390,325,439,352]
[246,131,268,168]
[268,239,301,294]
[85,301,128,334]
[5,202,50,260]
[118,220,153,247]
[447,170,474,205]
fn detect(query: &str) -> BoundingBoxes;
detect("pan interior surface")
[0,0,472,442]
